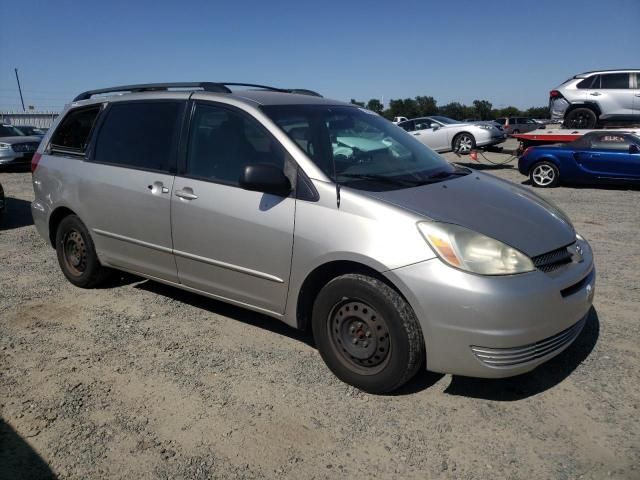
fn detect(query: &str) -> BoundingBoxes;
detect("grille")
[471,317,586,367]
[11,142,39,153]
[532,245,573,272]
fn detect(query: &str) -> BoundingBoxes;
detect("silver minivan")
[31,83,595,393]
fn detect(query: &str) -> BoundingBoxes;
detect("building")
[0,111,60,129]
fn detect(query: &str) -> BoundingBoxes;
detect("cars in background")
[0,181,4,215]
[0,124,41,168]
[494,117,543,135]
[518,131,640,187]
[13,125,47,138]
[549,69,640,129]
[397,116,506,153]
[392,116,408,124]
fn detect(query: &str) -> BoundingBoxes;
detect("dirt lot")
[1,148,639,479]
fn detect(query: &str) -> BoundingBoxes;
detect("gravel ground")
[1,146,639,479]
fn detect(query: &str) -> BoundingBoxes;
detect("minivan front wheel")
[55,215,110,288]
[312,274,425,393]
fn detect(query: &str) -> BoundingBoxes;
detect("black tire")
[452,132,476,154]
[512,129,520,135]
[312,274,425,393]
[564,108,597,129]
[529,160,560,188]
[55,214,111,288]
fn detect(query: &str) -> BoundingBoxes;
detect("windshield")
[262,105,458,191]
[0,125,25,137]
[429,116,462,125]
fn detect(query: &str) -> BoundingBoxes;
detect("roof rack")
[73,82,232,101]
[73,82,323,102]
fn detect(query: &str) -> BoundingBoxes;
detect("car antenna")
[333,154,341,208]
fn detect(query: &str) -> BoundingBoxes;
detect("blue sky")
[0,0,637,112]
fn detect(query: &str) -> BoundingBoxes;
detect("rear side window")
[590,134,630,151]
[93,101,183,172]
[576,77,596,89]
[600,73,629,89]
[50,106,101,156]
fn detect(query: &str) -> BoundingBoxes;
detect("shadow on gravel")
[453,161,515,171]
[134,280,314,347]
[0,419,56,479]
[444,307,600,401]
[0,197,34,231]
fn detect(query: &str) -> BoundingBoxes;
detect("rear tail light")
[31,152,42,172]
[549,90,561,98]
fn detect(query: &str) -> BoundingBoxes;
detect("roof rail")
[73,82,231,101]
[220,83,322,97]
[73,82,323,102]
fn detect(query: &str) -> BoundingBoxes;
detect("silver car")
[397,116,506,153]
[550,69,640,128]
[31,82,595,393]
[0,124,41,168]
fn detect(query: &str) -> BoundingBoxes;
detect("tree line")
[349,96,549,121]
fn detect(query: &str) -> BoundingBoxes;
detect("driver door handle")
[412,132,421,136]
[589,92,601,96]
[175,188,198,200]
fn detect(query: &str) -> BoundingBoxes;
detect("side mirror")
[630,144,640,154]
[240,163,292,196]
[430,123,439,130]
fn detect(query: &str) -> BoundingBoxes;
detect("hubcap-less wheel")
[62,229,87,276]
[328,300,391,374]
[455,134,473,153]
[532,164,556,186]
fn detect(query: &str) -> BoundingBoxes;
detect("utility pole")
[15,68,26,112]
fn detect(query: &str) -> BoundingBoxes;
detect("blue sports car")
[518,131,640,188]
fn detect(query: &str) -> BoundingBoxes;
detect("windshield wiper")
[340,173,422,187]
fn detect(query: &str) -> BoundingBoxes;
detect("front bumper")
[475,130,507,148]
[0,149,33,166]
[386,237,595,378]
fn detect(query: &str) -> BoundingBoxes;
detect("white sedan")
[397,116,506,153]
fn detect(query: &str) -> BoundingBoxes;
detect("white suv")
[549,69,640,128]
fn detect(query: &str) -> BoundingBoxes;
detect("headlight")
[476,124,493,130]
[0,143,11,150]
[417,222,535,275]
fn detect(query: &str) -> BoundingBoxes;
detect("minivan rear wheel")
[312,274,425,393]
[55,215,110,288]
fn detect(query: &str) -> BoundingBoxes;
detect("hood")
[0,135,42,145]
[363,172,575,257]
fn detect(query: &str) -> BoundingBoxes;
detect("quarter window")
[50,106,101,155]
[186,103,286,185]
[600,73,629,89]
[590,134,630,151]
[93,102,183,172]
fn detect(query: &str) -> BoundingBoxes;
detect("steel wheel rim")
[327,299,391,375]
[63,229,87,276]
[457,135,473,153]
[532,164,555,186]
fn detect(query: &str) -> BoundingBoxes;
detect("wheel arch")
[295,260,408,333]
[48,206,78,247]
[451,130,476,150]
[565,102,601,118]
[528,156,561,174]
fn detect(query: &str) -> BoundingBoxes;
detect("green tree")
[493,106,521,118]
[388,98,419,118]
[473,99,493,120]
[366,98,384,114]
[439,102,465,120]
[525,106,549,119]
[414,96,438,116]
